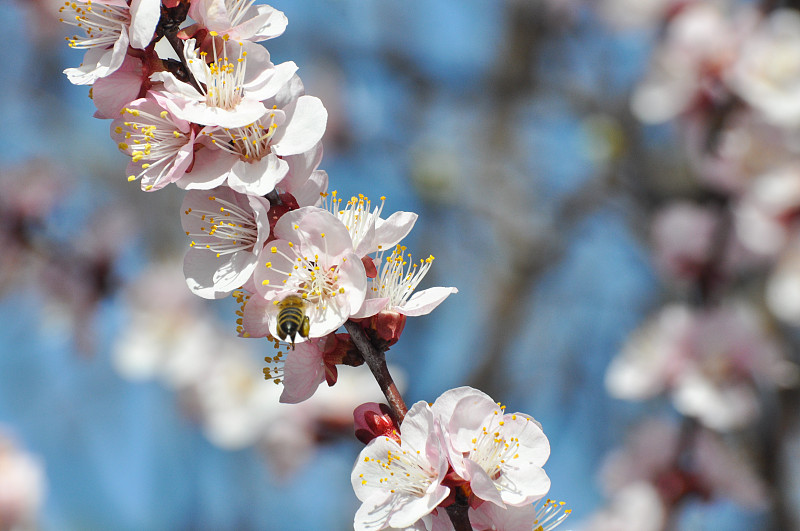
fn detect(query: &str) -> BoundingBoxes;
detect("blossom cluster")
[351,387,569,531]
[576,0,800,527]
[59,2,572,529]
[59,0,456,404]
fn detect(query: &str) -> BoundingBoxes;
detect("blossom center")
[323,191,386,250]
[358,438,437,497]
[264,237,347,316]
[117,107,191,190]
[371,246,434,308]
[468,410,522,480]
[193,35,248,110]
[59,0,128,50]
[205,111,280,162]
[184,195,259,257]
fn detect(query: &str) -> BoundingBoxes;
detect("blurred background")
[2,0,800,529]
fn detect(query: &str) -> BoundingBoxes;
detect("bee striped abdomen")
[276,295,310,349]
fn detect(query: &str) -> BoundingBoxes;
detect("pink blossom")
[181,186,272,299]
[469,498,570,531]
[351,402,451,531]
[152,37,299,129]
[0,432,46,530]
[111,92,201,191]
[244,208,367,340]
[431,387,551,508]
[60,0,160,85]
[183,88,328,196]
[188,0,289,42]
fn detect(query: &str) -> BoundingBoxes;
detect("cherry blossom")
[322,191,418,257]
[431,387,551,508]
[0,432,47,531]
[469,498,571,531]
[354,244,457,318]
[186,85,328,195]
[351,401,450,531]
[59,0,160,85]
[152,36,299,129]
[111,92,201,191]
[181,186,271,299]
[188,0,289,42]
[244,207,367,340]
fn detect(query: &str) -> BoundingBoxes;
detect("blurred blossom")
[651,201,719,282]
[694,113,797,194]
[630,2,745,124]
[600,418,767,509]
[766,241,800,324]
[0,431,45,531]
[607,302,793,431]
[579,482,666,531]
[731,9,800,128]
[114,258,405,472]
[734,164,800,257]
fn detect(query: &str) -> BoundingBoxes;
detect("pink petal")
[279,341,327,404]
[272,96,328,156]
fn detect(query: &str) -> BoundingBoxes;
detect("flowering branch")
[344,320,408,423]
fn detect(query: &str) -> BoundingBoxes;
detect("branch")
[444,487,473,531]
[344,320,408,424]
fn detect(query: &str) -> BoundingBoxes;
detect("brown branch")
[344,320,408,424]
[444,487,473,531]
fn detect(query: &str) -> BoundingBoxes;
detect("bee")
[276,295,310,349]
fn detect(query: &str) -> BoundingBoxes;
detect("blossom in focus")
[469,498,571,531]
[354,245,457,318]
[322,191,418,257]
[111,92,201,192]
[431,387,551,508]
[181,186,271,299]
[152,37,298,129]
[351,401,450,531]
[189,84,328,196]
[59,0,160,85]
[244,207,367,340]
[188,0,289,42]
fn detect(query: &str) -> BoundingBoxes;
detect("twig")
[344,320,408,424]
[444,487,473,531]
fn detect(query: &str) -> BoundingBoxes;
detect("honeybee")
[276,295,310,349]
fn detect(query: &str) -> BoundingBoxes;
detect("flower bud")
[353,402,399,444]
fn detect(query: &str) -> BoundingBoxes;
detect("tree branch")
[344,320,408,424]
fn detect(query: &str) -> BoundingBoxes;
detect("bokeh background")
[2,0,800,529]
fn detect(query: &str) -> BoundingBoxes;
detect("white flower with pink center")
[152,36,299,129]
[181,186,271,299]
[111,92,202,192]
[432,387,551,508]
[322,191,418,257]
[351,401,450,531]
[243,207,367,340]
[184,87,328,196]
[189,0,289,42]
[354,244,457,318]
[60,0,160,85]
